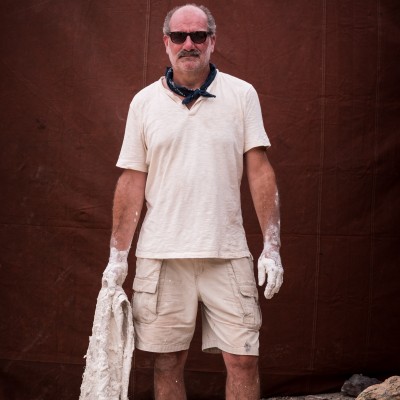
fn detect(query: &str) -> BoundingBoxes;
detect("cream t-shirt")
[117,71,270,259]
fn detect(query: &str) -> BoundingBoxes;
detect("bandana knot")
[165,63,217,105]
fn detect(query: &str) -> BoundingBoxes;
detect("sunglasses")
[168,31,211,44]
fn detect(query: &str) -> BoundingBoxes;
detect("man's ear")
[209,34,216,53]
[163,35,170,54]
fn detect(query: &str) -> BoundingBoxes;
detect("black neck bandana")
[165,63,217,105]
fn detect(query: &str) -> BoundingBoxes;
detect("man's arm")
[102,169,147,290]
[111,169,147,250]
[245,147,283,299]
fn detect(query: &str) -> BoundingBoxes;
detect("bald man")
[102,4,283,399]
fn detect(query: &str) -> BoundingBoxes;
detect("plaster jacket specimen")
[79,286,134,400]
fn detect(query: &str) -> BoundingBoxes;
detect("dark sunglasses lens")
[169,31,208,44]
[169,32,187,44]
[190,31,208,43]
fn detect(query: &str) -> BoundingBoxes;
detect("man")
[102,4,284,399]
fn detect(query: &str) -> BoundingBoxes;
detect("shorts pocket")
[132,258,162,324]
[229,258,262,328]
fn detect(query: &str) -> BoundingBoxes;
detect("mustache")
[178,50,200,58]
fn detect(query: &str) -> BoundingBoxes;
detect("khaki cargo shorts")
[131,257,262,356]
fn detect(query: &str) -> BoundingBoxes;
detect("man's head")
[163,4,216,76]
[163,4,216,36]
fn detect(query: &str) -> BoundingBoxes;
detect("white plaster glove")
[258,241,284,299]
[102,247,129,291]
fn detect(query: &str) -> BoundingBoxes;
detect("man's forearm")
[110,169,147,251]
[101,169,146,289]
[246,150,280,242]
[246,148,283,299]
[259,181,281,248]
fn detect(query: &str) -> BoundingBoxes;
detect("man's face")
[163,6,216,75]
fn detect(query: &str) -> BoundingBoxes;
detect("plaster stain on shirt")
[244,342,251,352]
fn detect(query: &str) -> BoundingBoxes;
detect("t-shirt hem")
[135,250,252,259]
[116,161,148,172]
[244,138,271,153]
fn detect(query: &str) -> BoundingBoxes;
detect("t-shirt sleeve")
[116,101,148,172]
[243,85,271,153]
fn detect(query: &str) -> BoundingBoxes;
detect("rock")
[262,393,355,400]
[341,374,382,397]
[356,376,400,400]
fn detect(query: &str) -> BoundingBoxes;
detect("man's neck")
[172,66,210,89]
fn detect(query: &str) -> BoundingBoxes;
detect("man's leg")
[222,351,260,400]
[154,350,188,400]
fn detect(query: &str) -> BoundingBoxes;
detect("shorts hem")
[202,341,259,356]
[136,341,191,353]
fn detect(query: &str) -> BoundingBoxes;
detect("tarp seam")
[309,0,327,378]
[364,0,381,369]
[142,0,152,88]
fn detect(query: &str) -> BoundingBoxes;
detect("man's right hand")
[102,247,129,290]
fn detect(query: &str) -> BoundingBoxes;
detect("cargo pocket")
[229,257,262,329]
[132,258,162,324]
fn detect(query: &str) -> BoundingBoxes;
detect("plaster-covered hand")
[257,241,284,299]
[102,247,129,290]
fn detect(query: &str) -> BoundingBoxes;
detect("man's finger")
[257,261,266,286]
[102,271,117,289]
[264,282,275,299]
[275,271,283,293]
[271,270,284,297]
[264,266,277,298]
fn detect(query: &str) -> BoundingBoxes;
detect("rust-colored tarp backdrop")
[1,0,399,399]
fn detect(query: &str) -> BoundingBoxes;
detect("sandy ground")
[263,393,353,400]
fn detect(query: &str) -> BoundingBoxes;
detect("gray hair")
[163,4,216,35]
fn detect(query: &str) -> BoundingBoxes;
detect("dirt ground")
[263,393,353,400]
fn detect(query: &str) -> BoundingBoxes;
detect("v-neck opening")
[159,75,218,113]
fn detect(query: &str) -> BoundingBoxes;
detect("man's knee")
[223,352,259,374]
[154,351,188,373]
